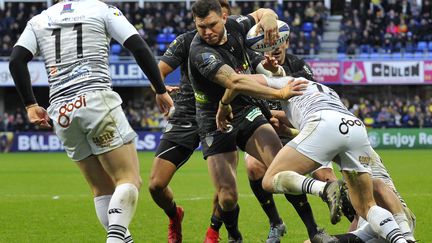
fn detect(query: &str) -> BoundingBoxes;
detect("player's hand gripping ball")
[246,20,290,52]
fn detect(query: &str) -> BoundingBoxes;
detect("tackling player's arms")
[214,64,308,104]
[215,64,290,104]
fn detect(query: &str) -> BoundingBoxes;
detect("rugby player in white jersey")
[9,1,173,242]
[215,76,410,243]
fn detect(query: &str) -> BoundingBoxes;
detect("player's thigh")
[76,155,115,196]
[265,145,319,178]
[244,153,267,180]
[243,123,282,167]
[98,142,141,188]
[150,140,195,188]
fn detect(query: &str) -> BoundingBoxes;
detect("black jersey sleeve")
[246,49,264,71]
[227,15,256,37]
[160,32,193,69]
[286,54,315,81]
[189,45,225,82]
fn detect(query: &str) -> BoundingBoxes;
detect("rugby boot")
[340,182,356,222]
[168,206,184,243]
[203,227,220,243]
[266,222,287,243]
[227,234,243,243]
[320,180,342,225]
[310,229,339,243]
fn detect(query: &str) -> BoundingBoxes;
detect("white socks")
[272,171,326,196]
[106,183,139,243]
[94,183,138,243]
[393,212,415,241]
[366,206,407,243]
[94,195,134,243]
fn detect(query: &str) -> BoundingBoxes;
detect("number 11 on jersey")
[51,23,83,63]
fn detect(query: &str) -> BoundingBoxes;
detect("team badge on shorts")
[205,135,214,147]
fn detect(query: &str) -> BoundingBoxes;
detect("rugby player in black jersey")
[149,2,286,242]
[188,0,307,242]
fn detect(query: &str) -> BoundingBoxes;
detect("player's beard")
[205,27,226,46]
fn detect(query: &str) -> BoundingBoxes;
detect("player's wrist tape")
[272,66,286,77]
[25,103,38,110]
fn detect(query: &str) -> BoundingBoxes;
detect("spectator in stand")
[403,110,419,127]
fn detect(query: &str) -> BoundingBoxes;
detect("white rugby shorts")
[48,90,137,161]
[287,110,373,174]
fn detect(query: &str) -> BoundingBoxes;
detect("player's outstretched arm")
[123,34,173,114]
[9,46,51,128]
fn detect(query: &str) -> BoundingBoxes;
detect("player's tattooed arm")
[214,64,306,100]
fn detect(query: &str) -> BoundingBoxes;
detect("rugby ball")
[245,20,290,52]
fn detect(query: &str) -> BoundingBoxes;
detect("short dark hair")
[192,0,222,18]
[218,0,231,15]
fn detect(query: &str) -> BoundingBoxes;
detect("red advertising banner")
[425,60,432,83]
[342,61,368,84]
[307,61,341,84]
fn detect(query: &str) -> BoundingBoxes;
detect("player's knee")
[312,168,337,182]
[245,158,266,180]
[218,187,238,210]
[148,177,168,194]
[372,178,387,200]
[261,174,274,193]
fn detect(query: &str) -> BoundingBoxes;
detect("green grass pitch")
[0,150,430,242]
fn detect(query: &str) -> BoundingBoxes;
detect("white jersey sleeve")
[15,23,39,55]
[103,6,138,45]
[265,76,291,89]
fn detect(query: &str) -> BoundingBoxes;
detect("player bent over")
[9,1,172,242]
[217,76,410,243]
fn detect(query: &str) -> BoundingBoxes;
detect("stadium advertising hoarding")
[0,131,164,152]
[424,60,432,83]
[342,61,424,84]
[0,61,180,87]
[2,129,432,152]
[306,61,341,84]
[0,62,48,86]
[0,60,432,87]
[368,129,432,149]
[1,60,431,85]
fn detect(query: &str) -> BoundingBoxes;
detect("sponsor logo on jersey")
[61,3,74,14]
[246,108,262,122]
[194,92,209,104]
[236,16,248,23]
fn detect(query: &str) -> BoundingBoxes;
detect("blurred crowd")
[342,95,432,128]
[339,0,432,55]
[0,1,327,56]
[1,95,431,132]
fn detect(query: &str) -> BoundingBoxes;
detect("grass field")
[0,149,430,242]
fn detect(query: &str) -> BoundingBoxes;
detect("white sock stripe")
[386,227,403,243]
[108,224,127,231]
[124,235,133,243]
